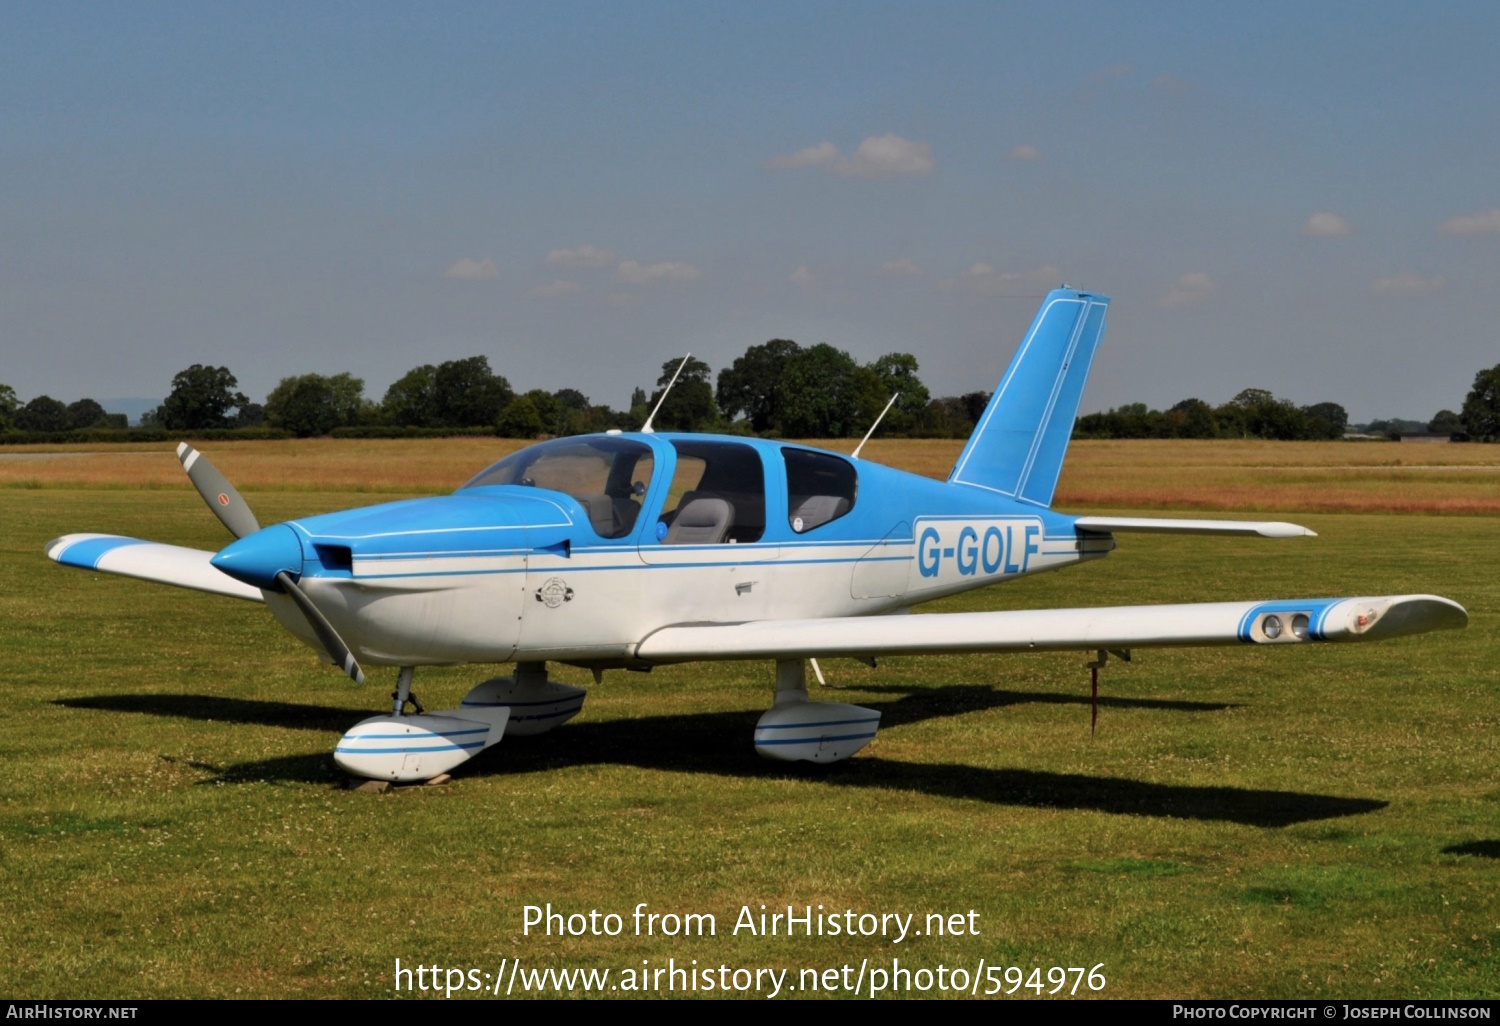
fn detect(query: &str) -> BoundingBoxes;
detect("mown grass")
[1,440,1497,998]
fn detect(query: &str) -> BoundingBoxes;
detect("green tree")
[382,364,439,427]
[866,352,932,435]
[1460,363,1500,441]
[1301,402,1348,440]
[960,391,991,425]
[777,344,863,437]
[234,402,266,427]
[157,365,248,431]
[1219,388,1308,440]
[552,388,593,436]
[66,398,110,430]
[716,339,801,433]
[521,389,562,436]
[433,356,512,427]
[1428,409,1463,435]
[0,383,18,430]
[646,356,717,432]
[916,396,975,438]
[16,395,70,432]
[265,373,365,437]
[496,395,544,438]
[1168,398,1219,438]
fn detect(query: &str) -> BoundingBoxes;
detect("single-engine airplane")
[47,287,1469,783]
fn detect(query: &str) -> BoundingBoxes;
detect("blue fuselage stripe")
[754,731,879,746]
[335,742,487,754]
[756,717,881,730]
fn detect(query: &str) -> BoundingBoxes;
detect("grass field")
[2,438,1497,999]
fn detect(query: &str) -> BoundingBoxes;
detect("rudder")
[947,287,1109,506]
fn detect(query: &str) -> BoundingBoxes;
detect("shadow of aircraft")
[59,689,1382,827]
[1442,840,1500,859]
[854,684,1235,729]
[58,694,367,733]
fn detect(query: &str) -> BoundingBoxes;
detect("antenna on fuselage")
[641,352,691,434]
[851,392,900,460]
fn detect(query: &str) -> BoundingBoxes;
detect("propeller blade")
[275,570,365,684]
[176,443,260,540]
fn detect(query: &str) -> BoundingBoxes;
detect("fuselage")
[215,432,1115,668]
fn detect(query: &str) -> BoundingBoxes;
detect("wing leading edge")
[47,533,265,603]
[635,595,1467,663]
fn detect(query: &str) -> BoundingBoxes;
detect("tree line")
[1075,366,1500,442]
[4,352,1499,443]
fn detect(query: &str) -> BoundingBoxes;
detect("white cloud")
[1438,208,1500,236]
[1010,144,1042,161]
[765,134,936,179]
[546,244,615,268]
[1304,211,1354,237]
[1161,272,1218,309]
[765,142,840,170]
[951,263,1062,295]
[443,257,499,281]
[789,265,816,288]
[1372,272,1444,297]
[881,258,923,276]
[1025,264,1063,287]
[531,280,581,299]
[617,260,702,286]
[839,134,935,179]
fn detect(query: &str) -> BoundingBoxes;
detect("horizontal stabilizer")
[46,533,264,603]
[636,594,1466,662]
[1073,516,1315,538]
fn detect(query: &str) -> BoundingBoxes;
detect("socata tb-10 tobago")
[48,287,1468,783]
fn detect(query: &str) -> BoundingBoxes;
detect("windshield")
[461,436,656,539]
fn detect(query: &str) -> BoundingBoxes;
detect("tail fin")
[947,287,1109,506]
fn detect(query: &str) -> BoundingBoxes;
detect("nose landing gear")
[335,663,588,784]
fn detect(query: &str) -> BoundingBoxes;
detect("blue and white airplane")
[47,288,1468,784]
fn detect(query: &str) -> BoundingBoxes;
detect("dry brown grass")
[4,436,1499,514]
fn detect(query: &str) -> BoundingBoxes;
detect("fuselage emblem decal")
[536,578,574,608]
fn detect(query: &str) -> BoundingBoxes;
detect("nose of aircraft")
[210,524,304,590]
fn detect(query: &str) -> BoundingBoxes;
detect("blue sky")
[3,2,1497,421]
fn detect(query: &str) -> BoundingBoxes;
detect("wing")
[635,594,1467,662]
[46,534,265,603]
[1072,516,1315,538]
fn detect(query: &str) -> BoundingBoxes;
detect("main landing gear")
[334,662,587,783]
[753,659,881,763]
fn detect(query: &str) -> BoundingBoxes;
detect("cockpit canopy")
[461,434,860,543]
[460,436,655,539]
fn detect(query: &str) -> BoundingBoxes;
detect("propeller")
[275,570,366,684]
[179,443,365,684]
[176,442,259,539]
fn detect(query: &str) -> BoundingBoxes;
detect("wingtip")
[1258,522,1316,538]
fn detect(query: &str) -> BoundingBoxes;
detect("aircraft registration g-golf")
[48,287,1468,784]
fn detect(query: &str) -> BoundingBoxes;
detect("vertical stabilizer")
[947,288,1109,506]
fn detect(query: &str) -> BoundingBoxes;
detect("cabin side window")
[655,441,767,545]
[783,448,857,533]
